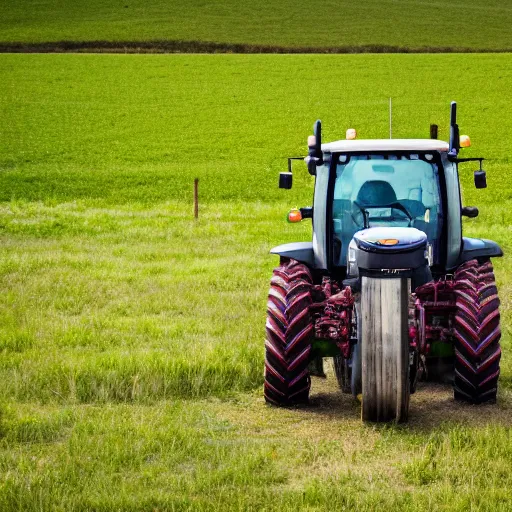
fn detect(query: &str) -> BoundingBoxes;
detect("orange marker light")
[377,239,399,246]
[460,135,471,148]
[346,128,357,140]
[288,208,302,223]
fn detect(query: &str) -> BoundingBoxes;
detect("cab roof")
[321,139,449,153]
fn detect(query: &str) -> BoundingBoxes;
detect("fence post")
[194,178,199,219]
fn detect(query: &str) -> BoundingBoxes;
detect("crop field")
[1,53,512,510]
[1,0,512,52]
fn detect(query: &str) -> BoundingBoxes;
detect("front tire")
[453,259,501,404]
[264,259,314,405]
[361,275,410,422]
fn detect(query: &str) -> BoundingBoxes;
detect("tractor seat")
[356,181,426,219]
[356,180,397,207]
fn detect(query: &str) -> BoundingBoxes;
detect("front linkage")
[310,277,354,358]
[264,258,501,407]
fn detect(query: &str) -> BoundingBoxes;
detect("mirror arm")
[288,157,306,170]
[449,157,485,164]
[305,155,322,176]
[299,207,313,219]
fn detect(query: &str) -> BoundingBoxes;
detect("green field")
[2,53,512,510]
[1,0,512,51]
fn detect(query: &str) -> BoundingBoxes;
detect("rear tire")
[453,259,501,404]
[264,259,314,405]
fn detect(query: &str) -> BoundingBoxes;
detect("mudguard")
[458,237,503,264]
[270,242,315,267]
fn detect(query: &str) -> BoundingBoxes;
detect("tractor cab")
[274,102,501,276]
[328,143,445,268]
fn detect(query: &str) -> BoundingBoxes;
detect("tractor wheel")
[361,275,410,422]
[334,300,359,395]
[333,355,352,393]
[264,259,314,405]
[453,259,501,404]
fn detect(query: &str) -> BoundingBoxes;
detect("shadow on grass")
[2,40,512,54]
[289,376,512,432]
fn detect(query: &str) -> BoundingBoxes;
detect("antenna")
[389,98,393,139]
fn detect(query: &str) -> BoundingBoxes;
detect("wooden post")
[194,178,199,219]
[430,124,438,140]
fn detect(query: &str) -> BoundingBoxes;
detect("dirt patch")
[202,363,512,491]
[214,360,512,435]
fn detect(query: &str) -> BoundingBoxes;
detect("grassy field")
[1,0,512,51]
[1,53,512,510]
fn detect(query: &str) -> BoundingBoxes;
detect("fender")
[270,242,315,267]
[457,237,503,264]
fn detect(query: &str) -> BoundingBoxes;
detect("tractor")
[264,102,503,422]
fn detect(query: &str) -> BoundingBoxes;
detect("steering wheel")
[352,201,414,228]
[351,200,370,229]
[388,202,414,225]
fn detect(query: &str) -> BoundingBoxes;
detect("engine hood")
[354,227,427,254]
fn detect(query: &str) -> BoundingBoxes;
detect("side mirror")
[474,170,487,189]
[279,172,292,189]
[462,206,479,218]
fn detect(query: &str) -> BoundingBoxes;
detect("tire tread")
[264,259,313,405]
[453,259,501,404]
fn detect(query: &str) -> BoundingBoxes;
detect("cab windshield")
[333,153,443,266]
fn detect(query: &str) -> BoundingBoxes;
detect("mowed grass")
[1,0,512,51]
[1,54,512,510]
[2,386,512,511]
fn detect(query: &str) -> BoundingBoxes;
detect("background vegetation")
[1,0,512,51]
[2,53,512,510]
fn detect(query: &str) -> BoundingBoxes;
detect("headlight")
[347,239,359,277]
